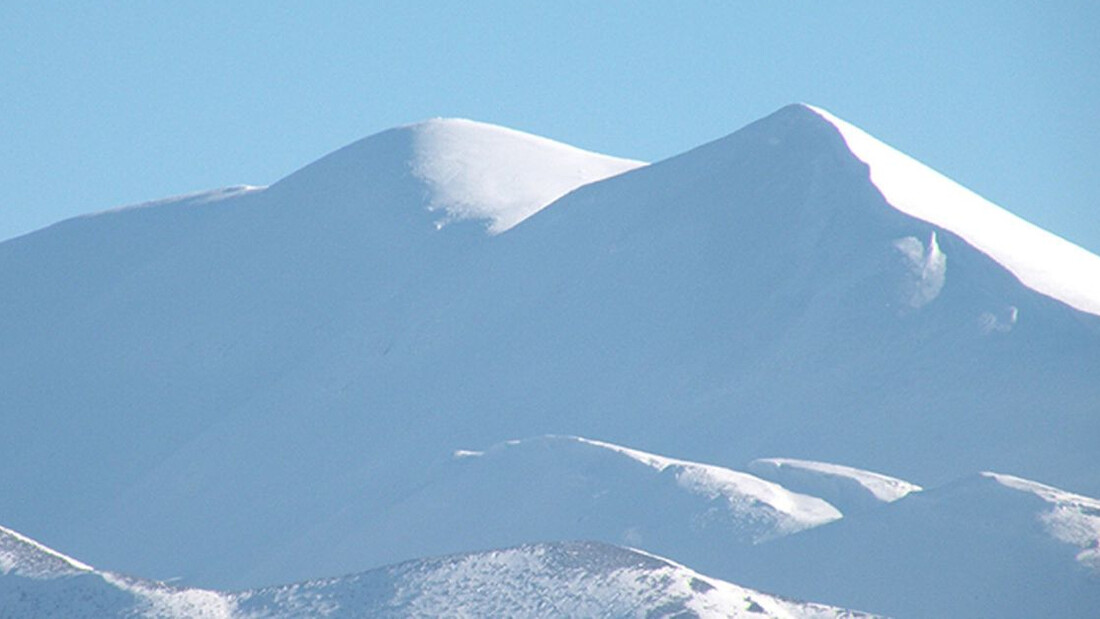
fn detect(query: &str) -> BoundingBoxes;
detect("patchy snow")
[99,572,238,619]
[233,542,873,618]
[978,304,1020,334]
[2,525,873,618]
[408,118,644,233]
[984,471,1100,571]
[809,104,1100,317]
[749,458,922,508]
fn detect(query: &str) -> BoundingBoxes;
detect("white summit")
[407,118,645,233]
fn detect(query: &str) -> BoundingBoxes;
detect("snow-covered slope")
[407,118,645,232]
[571,437,841,535]
[0,525,234,619]
[732,472,1100,618]
[748,458,921,513]
[809,105,1100,316]
[251,436,839,585]
[983,472,1100,572]
[2,103,1099,613]
[237,542,875,619]
[1,524,92,578]
[0,527,874,619]
[269,117,643,233]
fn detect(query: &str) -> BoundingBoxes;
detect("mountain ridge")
[1,526,876,619]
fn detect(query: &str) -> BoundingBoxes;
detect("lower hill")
[0,527,873,618]
[729,471,1100,618]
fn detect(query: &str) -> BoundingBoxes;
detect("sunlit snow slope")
[2,103,1099,617]
[809,105,1100,316]
[749,458,921,513]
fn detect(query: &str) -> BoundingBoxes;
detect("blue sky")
[2,2,1097,252]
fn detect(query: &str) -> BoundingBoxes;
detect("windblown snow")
[0,524,92,577]
[748,458,921,510]
[408,118,644,233]
[809,104,1100,316]
[573,437,842,534]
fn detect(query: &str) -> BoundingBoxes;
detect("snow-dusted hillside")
[3,104,1099,615]
[237,541,875,619]
[0,525,233,619]
[0,526,873,619]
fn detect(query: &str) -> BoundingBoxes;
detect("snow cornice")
[807,104,1100,317]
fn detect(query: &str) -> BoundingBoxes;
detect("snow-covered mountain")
[3,103,1099,615]
[0,526,873,618]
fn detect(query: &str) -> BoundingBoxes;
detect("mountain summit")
[270,117,644,233]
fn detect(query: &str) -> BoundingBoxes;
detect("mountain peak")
[273,117,644,234]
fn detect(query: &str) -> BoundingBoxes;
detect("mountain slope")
[0,121,644,584]
[236,541,874,619]
[0,525,233,619]
[809,105,1100,316]
[2,104,1098,596]
[729,471,1100,618]
[250,436,840,585]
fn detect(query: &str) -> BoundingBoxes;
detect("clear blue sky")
[3,2,1097,253]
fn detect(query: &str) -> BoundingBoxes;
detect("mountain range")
[2,104,1098,617]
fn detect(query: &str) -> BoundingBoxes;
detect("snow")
[257,435,840,588]
[2,526,874,618]
[892,231,947,309]
[407,118,644,233]
[984,471,1100,571]
[0,525,237,618]
[86,185,266,218]
[733,471,1100,618]
[0,524,93,577]
[574,437,842,532]
[748,457,921,509]
[2,102,1099,614]
[809,104,1100,317]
